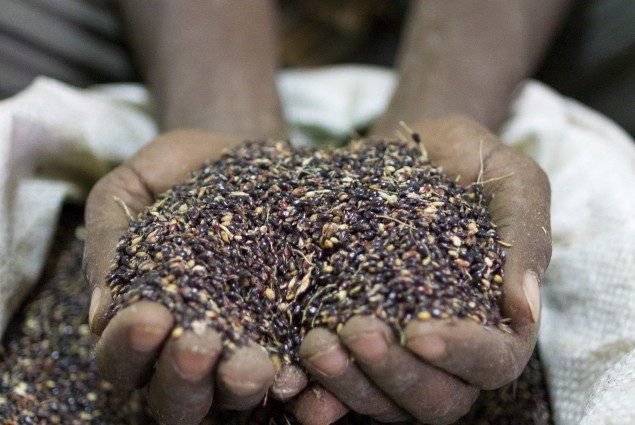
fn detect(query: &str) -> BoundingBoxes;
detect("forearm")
[117,0,286,138]
[374,0,573,134]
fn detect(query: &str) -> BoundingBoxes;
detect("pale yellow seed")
[265,288,275,300]
[337,290,347,301]
[192,265,206,274]
[418,311,432,321]
[271,354,282,372]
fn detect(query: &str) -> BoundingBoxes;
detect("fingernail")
[344,332,389,363]
[408,333,447,361]
[88,286,101,329]
[129,324,166,353]
[173,346,216,381]
[523,272,541,324]
[307,344,349,377]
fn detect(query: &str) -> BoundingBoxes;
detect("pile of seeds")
[0,209,552,424]
[107,138,507,364]
[0,207,148,425]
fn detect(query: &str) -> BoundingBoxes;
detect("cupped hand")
[83,130,308,425]
[294,116,551,425]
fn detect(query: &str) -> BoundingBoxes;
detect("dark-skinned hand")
[292,116,551,425]
[84,116,550,425]
[83,130,308,425]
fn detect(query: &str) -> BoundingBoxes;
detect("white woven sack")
[501,81,635,425]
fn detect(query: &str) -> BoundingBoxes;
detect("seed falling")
[106,138,508,366]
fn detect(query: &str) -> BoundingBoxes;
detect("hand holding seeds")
[84,130,308,424]
[293,116,551,424]
[83,116,551,425]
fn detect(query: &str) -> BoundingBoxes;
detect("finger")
[84,163,149,335]
[300,328,409,423]
[146,328,223,425]
[83,129,242,335]
[270,363,308,401]
[292,383,350,425]
[405,319,524,389]
[482,144,550,327]
[471,144,549,379]
[340,316,479,425]
[215,343,276,411]
[94,301,173,389]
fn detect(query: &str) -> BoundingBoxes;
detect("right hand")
[293,116,551,424]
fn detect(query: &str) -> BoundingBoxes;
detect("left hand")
[292,116,551,424]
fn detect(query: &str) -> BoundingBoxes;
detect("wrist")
[120,0,287,139]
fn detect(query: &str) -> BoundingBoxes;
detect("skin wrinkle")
[119,162,156,203]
